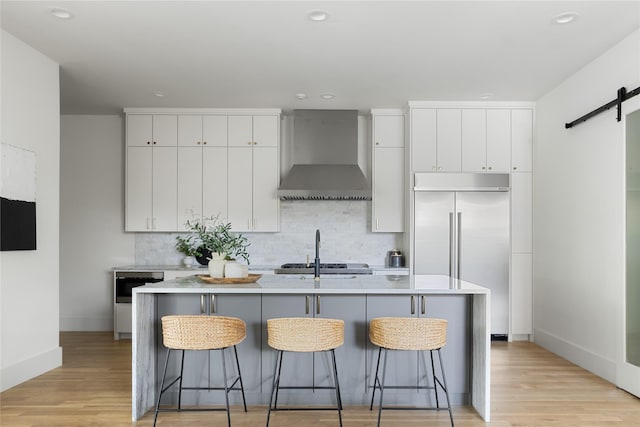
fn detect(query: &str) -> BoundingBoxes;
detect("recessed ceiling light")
[295,93,308,100]
[320,94,335,100]
[479,93,493,100]
[154,91,168,98]
[49,7,73,19]
[308,10,329,22]
[553,12,579,25]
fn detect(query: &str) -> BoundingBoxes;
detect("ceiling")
[2,1,639,115]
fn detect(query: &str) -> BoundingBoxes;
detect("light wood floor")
[1,332,639,426]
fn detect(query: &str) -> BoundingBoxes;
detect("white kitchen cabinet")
[126,145,178,231]
[373,148,404,232]
[372,112,404,232]
[126,114,178,231]
[126,147,153,231]
[511,253,533,336]
[461,109,510,173]
[436,109,462,172]
[486,109,511,172]
[177,115,229,229]
[152,147,178,231]
[227,115,279,232]
[411,108,461,172]
[511,109,533,172]
[228,115,278,147]
[252,147,279,231]
[411,108,437,172]
[202,146,228,220]
[373,115,404,147]
[461,109,486,172]
[177,146,203,228]
[511,172,532,253]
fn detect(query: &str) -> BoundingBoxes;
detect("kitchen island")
[132,274,490,421]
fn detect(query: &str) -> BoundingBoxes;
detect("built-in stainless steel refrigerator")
[414,173,510,335]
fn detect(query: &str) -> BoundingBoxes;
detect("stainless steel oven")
[115,271,164,303]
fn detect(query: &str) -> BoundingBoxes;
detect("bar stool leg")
[437,348,455,427]
[273,350,284,410]
[220,347,231,427]
[178,349,185,410]
[233,345,248,412]
[266,350,282,427]
[376,348,389,427]
[330,349,343,426]
[153,348,172,427]
[429,350,440,408]
[370,347,382,410]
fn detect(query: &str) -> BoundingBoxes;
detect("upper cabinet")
[125,109,280,233]
[410,104,533,175]
[511,109,533,172]
[411,108,462,172]
[372,112,404,232]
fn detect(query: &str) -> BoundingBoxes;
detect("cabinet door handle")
[146,141,151,145]
[513,166,517,170]
[253,218,256,229]
[203,141,207,145]
[316,295,321,315]
[376,141,380,146]
[248,219,251,229]
[197,141,201,145]
[247,141,252,145]
[211,294,216,314]
[200,294,206,314]
[421,295,426,315]
[153,141,156,145]
[152,218,157,230]
[376,218,379,230]
[488,166,493,170]
[305,296,310,315]
[146,218,150,230]
[411,295,415,315]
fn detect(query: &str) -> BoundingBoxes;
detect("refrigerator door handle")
[449,212,454,278]
[457,212,462,279]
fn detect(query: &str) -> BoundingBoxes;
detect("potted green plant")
[175,233,201,268]
[175,215,250,275]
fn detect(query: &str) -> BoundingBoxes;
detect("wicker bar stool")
[154,315,247,427]
[369,317,454,427]
[265,317,345,427]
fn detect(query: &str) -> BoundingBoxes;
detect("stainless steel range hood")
[278,110,372,200]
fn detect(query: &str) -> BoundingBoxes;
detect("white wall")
[534,29,640,382]
[0,30,62,391]
[60,115,135,331]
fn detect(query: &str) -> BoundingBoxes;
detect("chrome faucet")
[314,229,321,281]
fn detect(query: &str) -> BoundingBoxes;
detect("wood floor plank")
[1,332,638,426]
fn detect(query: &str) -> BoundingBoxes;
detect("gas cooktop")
[275,263,372,275]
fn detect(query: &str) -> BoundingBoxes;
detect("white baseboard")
[1,346,62,392]
[60,316,112,331]
[533,328,616,383]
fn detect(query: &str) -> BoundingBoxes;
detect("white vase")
[182,256,195,268]
[208,252,227,278]
[224,261,248,278]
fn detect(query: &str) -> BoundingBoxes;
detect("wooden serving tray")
[197,274,262,284]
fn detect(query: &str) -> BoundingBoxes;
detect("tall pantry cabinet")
[406,102,534,339]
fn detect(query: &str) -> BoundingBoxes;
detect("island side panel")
[132,291,156,421]
[472,292,490,421]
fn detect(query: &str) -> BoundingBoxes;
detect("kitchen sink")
[274,263,372,275]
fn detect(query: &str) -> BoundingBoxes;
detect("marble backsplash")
[135,201,403,266]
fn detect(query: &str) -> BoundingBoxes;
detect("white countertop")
[133,274,489,295]
[113,264,410,274]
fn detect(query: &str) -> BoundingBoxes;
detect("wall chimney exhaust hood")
[278,109,371,200]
